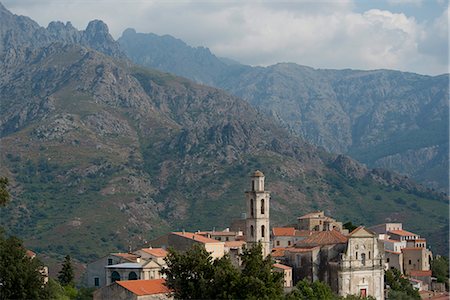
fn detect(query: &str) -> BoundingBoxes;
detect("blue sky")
[3,0,449,75]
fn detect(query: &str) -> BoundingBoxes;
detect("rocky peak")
[82,20,125,58]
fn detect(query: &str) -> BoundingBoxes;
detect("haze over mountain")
[0,3,448,264]
[118,28,449,192]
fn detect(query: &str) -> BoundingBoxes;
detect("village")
[86,171,445,300]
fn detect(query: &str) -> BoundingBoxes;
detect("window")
[128,272,138,280]
[276,241,280,246]
[356,252,358,260]
[250,225,254,237]
[111,271,121,283]
[409,260,412,265]
[369,251,371,259]
[252,180,255,191]
[261,225,265,237]
[387,258,390,263]
[288,241,291,246]
[250,199,254,217]
[108,258,113,265]
[94,277,99,287]
[361,253,366,266]
[226,237,229,241]
[261,199,265,214]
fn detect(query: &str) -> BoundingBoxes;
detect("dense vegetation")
[385,269,420,300]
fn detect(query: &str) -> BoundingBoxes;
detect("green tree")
[0,177,10,206]
[0,229,47,300]
[385,268,420,299]
[58,255,75,287]
[343,221,358,232]
[238,242,284,299]
[431,256,449,287]
[286,279,334,300]
[162,242,284,299]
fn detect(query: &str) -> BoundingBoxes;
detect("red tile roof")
[388,229,419,237]
[139,248,168,258]
[297,230,348,246]
[116,279,171,296]
[172,232,221,244]
[285,246,320,253]
[25,250,36,258]
[273,263,292,270]
[272,227,296,236]
[112,253,140,262]
[295,230,313,237]
[224,241,246,248]
[409,270,432,277]
[271,248,286,257]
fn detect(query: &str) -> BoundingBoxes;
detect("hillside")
[0,4,448,263]
[118,29,449,192]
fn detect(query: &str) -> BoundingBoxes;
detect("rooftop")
[116,279,171,296]
[388,229,419,237]
[285,246,320,253]
[298,211,324,219]
[113,253,140,262]
[106,263,143,269]
[172,232,222,244]
[224,241,246,248]
[273,263,292,270]
[272,227,296,236]
[297,230,348,246]
[139,248,168,258]
[271,248,286,257]
[252,170,264,177]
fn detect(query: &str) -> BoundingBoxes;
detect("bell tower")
[245,170,270,257]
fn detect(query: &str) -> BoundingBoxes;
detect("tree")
[58,255,75,286]
[385,268,420,300]
[343,221,357,232]
[0,177,10,206]
[0,229,47,300]
[286,279,334,300]
[431,256,449,288]
[161,242,284,299]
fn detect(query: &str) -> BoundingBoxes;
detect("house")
[273,263,293,288]
[402,247,432,275]
[168,232,225,259]
[271,227,312,248]
[26,249,49,284]
[93,278,172,300]
[297,211,344,233]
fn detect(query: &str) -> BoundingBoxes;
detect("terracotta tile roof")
[116,279,171,296]
[295,230,313,237]
[172,232,221,244]
[285,246,320,253]
[273,263,292,270]
[112,253,140,262]
[272,227,296,236]
[297,230,348,246]
[271,248,286,257]
[25,250,36,258]
[388,229,419,237]
[224,241,246,248]
[140,248,168,258]
[409,270,432,277]
[415,238,426,242]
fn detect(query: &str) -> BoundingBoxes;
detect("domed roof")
[252,170,264,177]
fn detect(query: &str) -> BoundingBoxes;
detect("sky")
[3,0,449,75]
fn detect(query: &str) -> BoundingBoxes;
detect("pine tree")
[58,255,75,286]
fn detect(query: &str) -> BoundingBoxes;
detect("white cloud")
[2,0,448,75]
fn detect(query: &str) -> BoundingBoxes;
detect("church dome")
[252,170,264,177]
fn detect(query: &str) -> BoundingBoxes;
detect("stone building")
[245,170,271,257]
[297,211,344,232]
[94,278,172,300]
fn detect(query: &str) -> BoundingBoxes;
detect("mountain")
[0,4,448,263]
[118,29,449,192]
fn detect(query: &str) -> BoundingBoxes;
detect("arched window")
[356,252,358,260]
[261,225,265,237]
[111,271,121,283]
[361,253,366,266]
[369,251,371,259]
[250,225,254,237]
[250,199,254,217]
[261,199,265,214]
[252,180,255,191]
[128,271,138,280]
